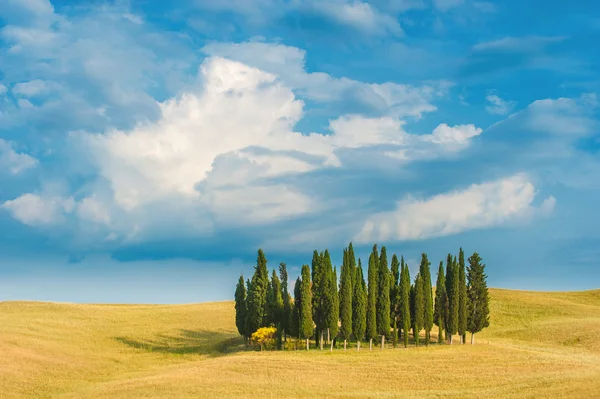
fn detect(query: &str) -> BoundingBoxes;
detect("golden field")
[1,288,599,398]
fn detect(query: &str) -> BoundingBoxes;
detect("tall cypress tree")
[269,269,284,347]
[290,277,301,339]
[412,273,425,346]
[325,265,339,351]
[445,255,459,344]
[322,250,336,347]
[458,248,468,344]
[340,249,353,350]
[390,254,400,347]
[467,252,490,344]
[299,265,313,350]
[377,246,391,349]
[234,274,248,342]
[366,247,379,350]
[245,278,252,339]
[246,249,269,335]
[433,261,446,344]
[279,263,291,341]
[420,253,434,346]
[399,260,411,348]
[311,250,325,349]
[352,259,367,351]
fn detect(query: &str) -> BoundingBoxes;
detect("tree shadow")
[115,329,247,356]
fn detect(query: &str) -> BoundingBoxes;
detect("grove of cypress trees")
[467,252,490,344]
[433,261,446,344]
[366,247,378,350]
[399,260,411,348]
[325,265,339,351]
[412,273,424,346]
[267,269,284,327]
[234,274,248,342]
[420,253,433,346]
[299,265,313,350]
[390,254,400,347]
[458,248,468,344]
[340,249,353,350]
[352,259,367,351]
[445,255,459,344]
[279,263,291,341]
[246,249,269,335]
[377,246,391,349]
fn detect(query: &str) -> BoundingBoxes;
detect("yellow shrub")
[250,327,277,351]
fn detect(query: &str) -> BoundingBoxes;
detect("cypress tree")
[234,274,248,342]
[340,249,353,350]
[268,269,284,348]
[311,250,326,349]
[245,278,252,339]
[390,254,400,341]
[299,265,313,350]
[445,255,459,344]
[458,248,468,344]
[290,277,301,339]
[420,253,434,346]
[433,261,446,344]
[246,249,269,335]
[325,265,339,351]
[377,246,391,349]
[352,259,367,351]
[279,262,291,341]
[412,273,425,346]
[366,247,379,350]
[467,252,490,344]
[322,250,336,346]
[399,260,411,348]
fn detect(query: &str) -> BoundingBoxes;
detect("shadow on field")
[115,329,246,356]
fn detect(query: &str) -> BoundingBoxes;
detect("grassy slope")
[1,289,599,398]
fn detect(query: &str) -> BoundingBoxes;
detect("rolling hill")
[1,288,599,398]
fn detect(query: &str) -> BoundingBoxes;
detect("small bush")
[251,327,277,351]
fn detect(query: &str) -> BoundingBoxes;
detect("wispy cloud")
[485,91,515,115]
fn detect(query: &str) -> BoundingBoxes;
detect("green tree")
[268,270,284,348]
[299,265,313,350]
[420,253,434,346]
[412,273,425,346]
[390,254,400,347]
[234,274,248,342]
[325,265,339,351]
[458,248,468,344]
[321,250,336,347]
[279,263,291,341]
[433,261,446,344]
[377,246,391,348]
[290,277,301,339]
[445,254,459,344]
[246,249,269,335]
[339,249,353,350]
[311,250,326,349]
[467,252,490,344]
[366,246,379,350]
[352,259,367,351]
[399,260,411,348]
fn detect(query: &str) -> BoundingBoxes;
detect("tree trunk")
[381,335,385,349]
[357,340,360,351]
[471,333,475,345]
[449,334,453,345]
[425,331,430,346]
[320,331,324,350]
[344,339,347,350]
[330,340,334,352]
[462,334,466,344]
[306,338,309,350]
[327,328,330,344]
[369,338,372,350]
[438,325,443,343]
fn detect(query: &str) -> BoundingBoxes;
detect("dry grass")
[1,289,600,398]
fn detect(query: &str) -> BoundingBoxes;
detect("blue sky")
[1,0,599,303]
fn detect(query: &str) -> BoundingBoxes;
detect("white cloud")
[311,1,403,36]
[355,173,554,242]
[472,36,567,52]
[523,95,597,137]
[77,196,111,225]
[2,194,74,226]
[0,139,38,174]
[485,92,515,115]
[433,0,464,12]
[12,79,56,97]
[0,84,7,96]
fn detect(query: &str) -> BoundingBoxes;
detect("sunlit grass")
[1,289,599,398]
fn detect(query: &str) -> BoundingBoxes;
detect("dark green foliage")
[311,250,326,347]
[267,269,284,327]
[366,247,379,342]
[377,246,391,339]
[412,273,425,346]
[390,254,400,325]
[467,252,490,341]
[458,248,468,343]
[352,259,367,345]
[419,253,434,346]
[399,259,411,348]
[246,249,270,335]
[290,277,301,338]
[299,265,314,341]
[325,265,339,342]
[433,261,446,343]
[445,254,459,343]
[234,274,248,339]
[279,263,291,340]
[339,249,353,343]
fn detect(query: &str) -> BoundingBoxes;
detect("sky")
[0,0,599,303]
